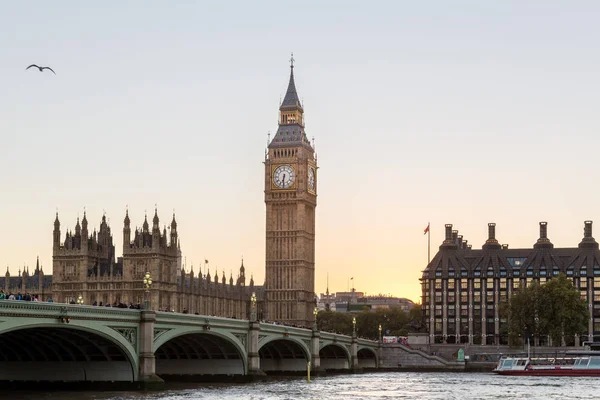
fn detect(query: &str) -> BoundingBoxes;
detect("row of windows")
[427,291,600,302]
[430,266,600,278]
[425,277,600,290]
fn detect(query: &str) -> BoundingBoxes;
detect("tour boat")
[493,351,600,376]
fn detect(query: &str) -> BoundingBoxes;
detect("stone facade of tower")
[52,211,120,304]
[50,210,263,317]
[121,209,181,309]
[264,61,317,327]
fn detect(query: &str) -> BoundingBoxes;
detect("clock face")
[308,167,315,191]
[273,165,295,189]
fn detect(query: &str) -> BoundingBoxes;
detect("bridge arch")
[357,346,378,368]
[0,322,137,382]
[258,336,310,373]
[319,343,350,370]
[154,329,247,377]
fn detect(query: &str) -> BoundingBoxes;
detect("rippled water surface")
[4,373,600,400]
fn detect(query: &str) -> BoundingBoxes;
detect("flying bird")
[26,64,56,75]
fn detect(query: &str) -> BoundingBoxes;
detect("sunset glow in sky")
[2,1,600,302]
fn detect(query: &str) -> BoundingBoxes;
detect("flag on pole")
[424,223,430,235]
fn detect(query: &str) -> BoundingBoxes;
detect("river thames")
[3,372,600,400]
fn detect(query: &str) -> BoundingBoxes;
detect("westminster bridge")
[0,301,381,383]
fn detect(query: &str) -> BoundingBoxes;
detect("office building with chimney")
[421,221,600,345]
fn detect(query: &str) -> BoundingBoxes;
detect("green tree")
[316,306,414,340]
[506,274,588,346]
[316,310,352,335]
[539,274,588,345]
[408,304,424,332]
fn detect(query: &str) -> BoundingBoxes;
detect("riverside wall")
[380,344,465,371]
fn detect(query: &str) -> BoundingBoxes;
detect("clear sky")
[1,1,599,302]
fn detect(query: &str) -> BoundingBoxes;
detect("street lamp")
[250,292,257,322]
[352,316,356,335]
[378,323,382,342]
[76,295,83,305]
[143,272,153,310]
[313,307,319,331]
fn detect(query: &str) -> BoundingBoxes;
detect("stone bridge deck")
[0,301,380,383]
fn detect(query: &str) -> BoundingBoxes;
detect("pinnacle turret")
[269,55,312,149]
[143,213,149,232]
[153,208,159,229]
[280,54,302,111]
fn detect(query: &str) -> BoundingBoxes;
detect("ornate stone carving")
[111,327,137,346]
[234,333,247,349]
[258,334,268,342]
[154,328,171,342]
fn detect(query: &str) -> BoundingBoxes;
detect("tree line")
[504,274,588,346]
[316,304,423,340]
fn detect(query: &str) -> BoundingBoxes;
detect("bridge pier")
[311,329,322,372]
[247,321,265,376]
[139,311,164,388]
[350,332,361,372]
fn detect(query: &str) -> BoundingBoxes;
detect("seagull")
[26,64,56,75]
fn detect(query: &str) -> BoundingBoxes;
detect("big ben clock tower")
[265,56,317,327]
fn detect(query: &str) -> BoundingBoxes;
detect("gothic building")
[264,58,318,327]
[0,257,52,299]
[422,221,600,346]
[2,57,316,326]
[51,210,262,318]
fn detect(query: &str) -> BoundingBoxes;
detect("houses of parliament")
[0,59,318,327]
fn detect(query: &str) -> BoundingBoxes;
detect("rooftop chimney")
[457,235,463,248]
[441,224,458,249]
[488,223,496,241]
[585,220,593,239]
[444,224,452,242]
[483,222,501,249]
[539,221,548,239]
[502,244,509,250]
[534,221,553,249]
[579,220,598,249]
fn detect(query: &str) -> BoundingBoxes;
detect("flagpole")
[427,222,431,265]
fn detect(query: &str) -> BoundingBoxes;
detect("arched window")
[526,266,534,277]
[594,265,600,276]
[540,266,547,277]
[448,267,455,278]
[474,267,481,277]
[487,267,494,277]
[581,266,587,276]
[461,268,468,277]
[500,267,507,277]
[567,266,575,277]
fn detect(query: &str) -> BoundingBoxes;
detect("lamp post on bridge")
[76,295,83,305]
[250,292,257,322]
[378,323,382,343]
[313,307,318,331]
[143,272,153,310]
[352,316,357,337]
